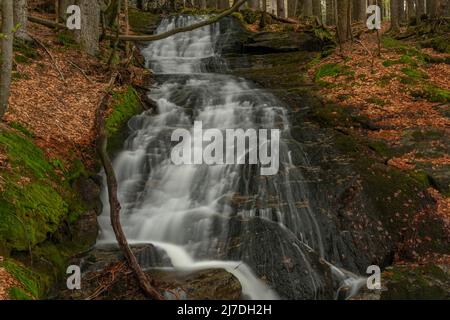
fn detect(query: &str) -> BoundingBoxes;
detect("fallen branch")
[266,12,299,24]
[95,72,164,300]
[27,32,66,83]
[68,60,94,84]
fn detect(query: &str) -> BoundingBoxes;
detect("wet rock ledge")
[58,245,242,300]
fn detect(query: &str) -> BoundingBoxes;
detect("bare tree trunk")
[417,0,425,21]
[277,0,286,17]
[248,0,260,10]
[390,0,400,31]
[14,0,32,42]
[336,0,350,42]
[207,0,218,8]
[407,0,416,22]
[124,0,130,55]
[75,0,101,56]
[287,0,298,17]
[353,0,367,21]
[0,0,14,120]
[326,0,335,24]
[218,0,230,9]
[58,0,71,20]
[302,0,313,16]
[313,0,322,21]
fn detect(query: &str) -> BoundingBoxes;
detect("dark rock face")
[59,244,242,300]
[221,23,449,299]
[218,217,334,300]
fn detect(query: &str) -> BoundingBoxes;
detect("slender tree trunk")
[0,0,14,120]
[75,0,101,56]
[417,0,425,21]
[287,0,298,17]
[248,0,260,10]
[326,0,335,24]
[336,0,350,42]
[58,0,71,20]
[14,0,32,42]
[390,0,400,31]
[313,0,322,21]
[218,0,230,9]
[353,0,367,21]
[302,0,313,16]
[277,0,286,17]
[206,0,218,8]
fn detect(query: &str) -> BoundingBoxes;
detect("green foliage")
[366,96,386,106]
[1,259,41,299]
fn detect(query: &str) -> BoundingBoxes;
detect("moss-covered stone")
[105,86,142,154]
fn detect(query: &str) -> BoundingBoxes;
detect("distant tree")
[218,0,230,9]
[75,0,101,56]
[353,0,367,21]
[248,0,260,10]
[0,0,14,120]
[288,0,298,17]
[13,0,32,42]
[277,0,286,17]
[313,0,322,21]
[390,0,400,31]
[336,0,351,42]
[326,0,335,24]
[417,0,425,21]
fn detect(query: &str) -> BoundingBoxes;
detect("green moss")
[1,259,42,299]
[9,122,34,138]
[13,39,39,61]
[128,8,161,33]
[14,54,30,64]
[382,264,449,300]
[105,86,141,138]
[8,287,33,300]
[240,9,258,24]
[56,30,78,48]
[366,96,386,106]
[315,63,352,82]
[411,85,450,103]
[401,66,427,79]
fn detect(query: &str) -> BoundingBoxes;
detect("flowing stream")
[97,16,365,299]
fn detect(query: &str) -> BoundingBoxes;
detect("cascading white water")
[97,15,363,299]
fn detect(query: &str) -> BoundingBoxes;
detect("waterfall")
[97,15,363,300]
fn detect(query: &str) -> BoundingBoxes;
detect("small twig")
[27,32,66,83]
[68,60,94,84]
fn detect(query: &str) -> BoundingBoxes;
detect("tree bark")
[313,0,322,21]
[75,0,101,56]
[417,0,425,21]
[218,0,230,9]
[336,0,350,42]
[353,0,367,21]
[277,0,286,17]
[248,0,260,10]
[326,0,335,25]
[287,0,298,17]
[13,0,32,42]
[302,0,313,16]
[390,0,400,31]
[0,0,14,120]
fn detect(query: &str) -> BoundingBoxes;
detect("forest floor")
[307,23,450,266]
